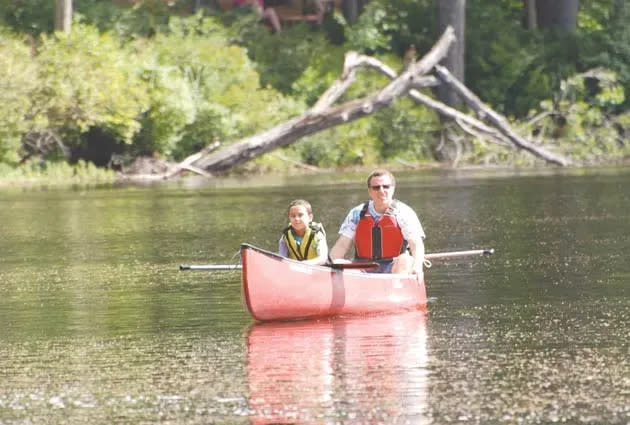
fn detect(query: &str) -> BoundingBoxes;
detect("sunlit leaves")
[34,24,148,144]
[0,32,38,163]
[132,16,300,158]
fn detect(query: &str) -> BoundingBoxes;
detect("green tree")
[0,32,39,164]
[130,15,302,159]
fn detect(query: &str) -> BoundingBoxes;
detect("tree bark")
[536,0,578,31]
[524,0,537,29]
[613,0,626,22]
[341,0,369,23]
[437,0,466,106]
[342,0,359,23]
[54,0,72,33]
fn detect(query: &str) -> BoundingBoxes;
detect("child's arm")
[278,237,289,258]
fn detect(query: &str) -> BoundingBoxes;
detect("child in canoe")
[278,199,328,265]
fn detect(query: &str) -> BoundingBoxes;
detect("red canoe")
[241,243,427,321]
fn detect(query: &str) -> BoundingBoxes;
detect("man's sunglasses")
[369,185,392,190]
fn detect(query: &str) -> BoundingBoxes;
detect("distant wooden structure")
[215,0,341,25]
[113,0,364,26]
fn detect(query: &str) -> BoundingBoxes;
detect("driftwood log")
[137,26,570,179]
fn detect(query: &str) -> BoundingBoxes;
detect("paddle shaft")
[425,248,494,260]
[179,249,494,271]
[180,264,242,271]
[179,262,377,271]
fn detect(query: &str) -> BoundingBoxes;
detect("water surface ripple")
[1,169,629,424]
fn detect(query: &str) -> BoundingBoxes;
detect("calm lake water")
[1,168,629,424]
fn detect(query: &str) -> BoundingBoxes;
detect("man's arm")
[329,235,353,261]
[407,235,425,276]
[397,202,425,275]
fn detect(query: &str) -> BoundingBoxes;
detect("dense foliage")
[0,0,628,180]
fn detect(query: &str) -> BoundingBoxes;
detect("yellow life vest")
[283,222,325,261]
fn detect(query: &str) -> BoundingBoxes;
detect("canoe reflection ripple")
[246,311,429,424]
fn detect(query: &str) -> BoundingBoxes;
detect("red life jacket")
[355,202,407,260]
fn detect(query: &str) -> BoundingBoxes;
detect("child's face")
[288,205,313,234]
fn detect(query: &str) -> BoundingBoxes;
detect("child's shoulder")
[310,221,326,234]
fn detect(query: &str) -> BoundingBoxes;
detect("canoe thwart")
[326,261,379,270]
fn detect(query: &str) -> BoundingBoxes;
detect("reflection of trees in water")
[246,311,429,424]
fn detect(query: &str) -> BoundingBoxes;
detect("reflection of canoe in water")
[241,244,427,322]
[247,311,429,425]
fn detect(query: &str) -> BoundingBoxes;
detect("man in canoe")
[329,169,425,277]
[278,199,329,265]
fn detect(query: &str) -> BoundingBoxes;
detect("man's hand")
[332,258,352,264]
[413,267,424,282]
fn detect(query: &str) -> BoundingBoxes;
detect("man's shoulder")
[392,199,420,220]
[348,202,368,216]
[340,203,368,231]
[310,221,326,235]
[391,199,413,212]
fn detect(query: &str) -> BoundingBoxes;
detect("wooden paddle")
[180,264,242,271]
[179,262,378,271]
[179,248,493,271]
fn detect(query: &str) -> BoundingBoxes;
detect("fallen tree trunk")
[181,26,571,174]
[193,27,456,173]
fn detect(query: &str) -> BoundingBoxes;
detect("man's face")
[367,174,395,208]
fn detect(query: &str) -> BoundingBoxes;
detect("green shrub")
[295,118,379,168]
[132,15,302,159]
[371,98,440,161]
[540,69,628,162]
[342,0,436,56]
[464,68,629,166]
[0,31,39,164]
[32,24,149,147]
[290,43,346,105]
[238,23,333,95]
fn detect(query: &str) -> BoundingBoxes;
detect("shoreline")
[2,161,629,189]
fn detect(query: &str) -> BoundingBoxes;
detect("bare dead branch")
[455,118,511,147]
[434,65,572,166]
[334,52,512,149]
